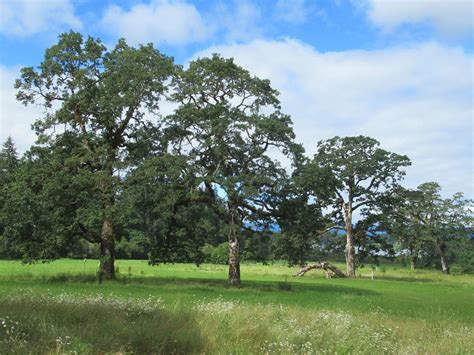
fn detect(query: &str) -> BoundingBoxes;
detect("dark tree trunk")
[99,163,116,280]
[227,211,240,286]
[99,216,115,280]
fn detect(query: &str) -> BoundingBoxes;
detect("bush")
[210,242,229,265]
[199,242,229,264]
[452,249,474,274]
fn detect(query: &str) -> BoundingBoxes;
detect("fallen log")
[294,261,346,278]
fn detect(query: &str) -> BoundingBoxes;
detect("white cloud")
[0,0,81,37]
[209,0,263,42]
[275,0,309,24]
[101,0,209,46]
[193,39,473,198]
[361,0,473,37]
[0,66,40,153]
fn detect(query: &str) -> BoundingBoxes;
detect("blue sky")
[0,0,473,198]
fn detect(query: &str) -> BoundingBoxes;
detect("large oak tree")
[15,32,174,278]
[300,136,411,277]
[169,54,299,285]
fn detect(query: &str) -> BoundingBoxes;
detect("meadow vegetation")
[0,259,472,354]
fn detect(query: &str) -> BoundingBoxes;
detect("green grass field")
[0,259,473,353]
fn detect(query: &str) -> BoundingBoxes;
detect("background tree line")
[0,32,472,285]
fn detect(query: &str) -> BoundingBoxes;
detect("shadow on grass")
[371,276,437,283]
[17,273,381,297]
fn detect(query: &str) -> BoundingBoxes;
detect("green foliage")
[380,184,473,273]
[0,136,18,177]
[210,242,229,265]
[301,135,411,218]
[1,137,100,261]
[169,54,300,218]
[241,231,274,264]
[0,136,20,253]
[273,177,328,266]
[452,239,474,273]
[120,154,223,265]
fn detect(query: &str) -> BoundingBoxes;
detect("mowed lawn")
[0,259,473,354]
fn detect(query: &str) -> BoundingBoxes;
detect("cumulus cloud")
[194,39,473,197]
[360,0,473,37]
[0,0,81,37]
[101,0,209,46]
[0,66,40,153]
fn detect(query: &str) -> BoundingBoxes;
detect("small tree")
[273,174,328,267]
[300,136,411,277]
[411,182,473,274]
[0,136,20,252]
[381,187,427,270]
[14,32,174,278]
[1,138,100,260]
[170,54,299,285]
[0,136,19,176]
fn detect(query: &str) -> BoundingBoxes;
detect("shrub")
[210,242,229,265]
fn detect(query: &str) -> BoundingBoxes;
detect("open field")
[0,259,473,353]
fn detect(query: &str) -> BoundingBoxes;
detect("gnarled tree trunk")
[344,206,356,277]
[228,235,240,286]
[228,211,240,286]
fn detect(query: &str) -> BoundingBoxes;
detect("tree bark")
[435,241,450,274]
[99,216,115,280]
[345,230,356,277]
[410,254,418,270]
[98,162,116,280]
[228,235,240,286]
[228,212,240,286]
[344,207,356,277]
[440,254,450,274]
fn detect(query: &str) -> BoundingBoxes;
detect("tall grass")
[0,292,202,354]
[1,291,472,354]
